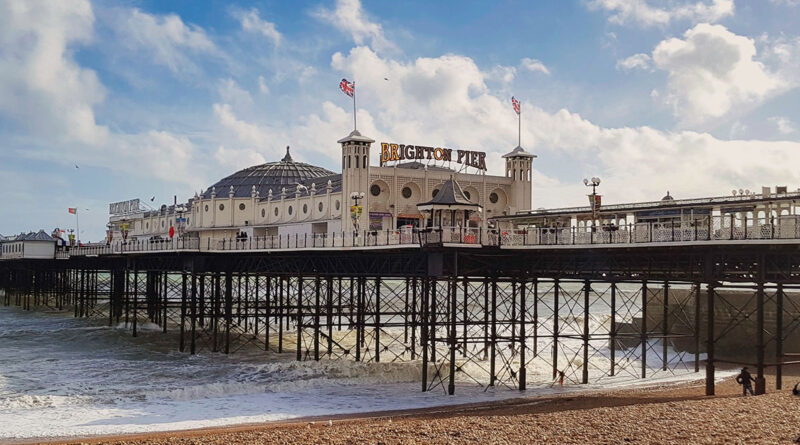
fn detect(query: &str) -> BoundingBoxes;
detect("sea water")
[0,293,723,440]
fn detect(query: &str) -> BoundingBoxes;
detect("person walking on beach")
[736,367,755,396]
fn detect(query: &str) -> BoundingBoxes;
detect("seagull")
[150,196,155,202]
[384,77,389,81]
[74,164,79,169]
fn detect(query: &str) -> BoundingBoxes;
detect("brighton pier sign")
[379,142,487,171]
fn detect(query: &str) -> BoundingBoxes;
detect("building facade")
[108,131,536,245]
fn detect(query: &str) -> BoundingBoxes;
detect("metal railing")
[500,215,800,247]
[67,238,200,256]
[209,229,423,251]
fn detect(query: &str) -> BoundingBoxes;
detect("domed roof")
[661,191,674,201]
[202,146,335,199]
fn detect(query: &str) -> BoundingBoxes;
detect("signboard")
[109,199,141,216]
[379,142,487,171]
[589,195,602,212]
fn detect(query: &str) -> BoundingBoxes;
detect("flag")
[68,208,77,214]
[511,96,520,115]
[339,78,354,98]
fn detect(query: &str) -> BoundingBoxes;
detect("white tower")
[503,145,536,213]
[338,130,375,233]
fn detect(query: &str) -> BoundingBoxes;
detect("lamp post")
[583,177,601,230]
[350,191,365,236]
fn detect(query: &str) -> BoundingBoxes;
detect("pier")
[3,227,800,396]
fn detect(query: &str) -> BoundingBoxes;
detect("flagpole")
[76,209,80,246]
[518,101,521,147]
[353,80,357,131]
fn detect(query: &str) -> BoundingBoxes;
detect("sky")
[1,0,800,240]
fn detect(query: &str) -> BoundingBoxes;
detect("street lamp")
[350,191,365,235]
[583,177,601,229]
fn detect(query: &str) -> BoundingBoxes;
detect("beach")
[38,369,800,445]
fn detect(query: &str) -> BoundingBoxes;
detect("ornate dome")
[202,146,335,199]
[661,191,674,201]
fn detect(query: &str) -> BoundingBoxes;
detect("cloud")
[487,65,516,83]
[651,24,787,125]
[589,0,734,27]
[769,0,800,5]
[258,76,270,94]
[217,78,254,108]
[313,0,396,54]
[616,53,652,71]
[214,145,267,173]
[520,58,550,75]
[232,8,281,45]
[770,116,796,134]
[116,8,217,74]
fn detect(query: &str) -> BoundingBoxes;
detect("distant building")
[0,230,56,260]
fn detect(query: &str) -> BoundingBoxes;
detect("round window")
[219,203,225,211]
[303,204,308,214]
[432,189,439,198]
[402,187,412,199]
[318,202,324,212]
[335,200,340,210]
[204,204,209,212]
[239,203,246,211]
[464,191,471,200]
[370,184,381,196]
[489,192,499,204]
[288,206,293,215]
[274,207,279,216]
[261,209,266,217]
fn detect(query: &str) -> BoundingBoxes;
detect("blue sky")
[1,0,800,240]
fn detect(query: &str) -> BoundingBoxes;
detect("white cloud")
[770,116,796,134]
[214,146,267,173]
[313,0,396,54]
[651,24,786,125]
[217,78,254,108]
[258,76,270,94]
[520,58,550,75]
[232,8,281,45]
[117,8,216,73]
[589,0,734,27]
[616,53,652,71]
[487,65,516,83]
[770,0,800,5]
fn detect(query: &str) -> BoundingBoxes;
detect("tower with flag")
[503,96,537,213]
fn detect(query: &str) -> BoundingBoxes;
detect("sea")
[0,291,726,441]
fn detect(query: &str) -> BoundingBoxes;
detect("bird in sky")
[74,164,79,169]
[150,196,155,201]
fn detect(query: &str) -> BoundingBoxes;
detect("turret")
[502,146,536,213]
[338,130,375,233]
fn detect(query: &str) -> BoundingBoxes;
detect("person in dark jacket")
[736,367,755,396]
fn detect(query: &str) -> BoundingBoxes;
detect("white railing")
[66,238,200,256]
[208,229,423,251]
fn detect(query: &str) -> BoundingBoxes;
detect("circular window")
[402,187,412,199]
[288,206,293,215]
[303,204,308,214]
[274,207,279,216]
[219,203,225,211]
[335,200,340,210]
[239,203,246,211]
[261,209,266,218]
[464,191,471,200]
[432,189,439,198]
[489,192,499,204]
[204,204,209,212]
[370,184,381,196]
[318,202,324,212]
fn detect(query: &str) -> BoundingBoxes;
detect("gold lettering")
[434,147,443,160]
[441,149,452,162]
[390,144,400,162]
[380,143,390,166]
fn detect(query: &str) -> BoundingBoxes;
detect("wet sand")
[32,368,800,445]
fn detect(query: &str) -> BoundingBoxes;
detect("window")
[318,202,324,212]
[432,189,439,198]
[274,207,279,216]
[204,204,209,212]
[146,223,149,229]
[288,206,293,215]
[347,156,351,168]
[362,155,366,167]
[239,203,246,211]
[489,192,499,204]
[355,156,359,168]
[402,187,412,199]
[161,221,165,228]
[370,184,381,197]
[303,204,308,214]
[335,200,340,210]
[261,209,266,218]
[464,191,471,200]
[219,203,225,211]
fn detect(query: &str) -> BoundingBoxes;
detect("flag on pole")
[68,208,77,214]
[511,96,520,115]
[339,78,354,97]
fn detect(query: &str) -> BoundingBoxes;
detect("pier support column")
[776,283,784,390]
[705,283,715,396]
[755,282,766,395]
[519,277,527,391]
